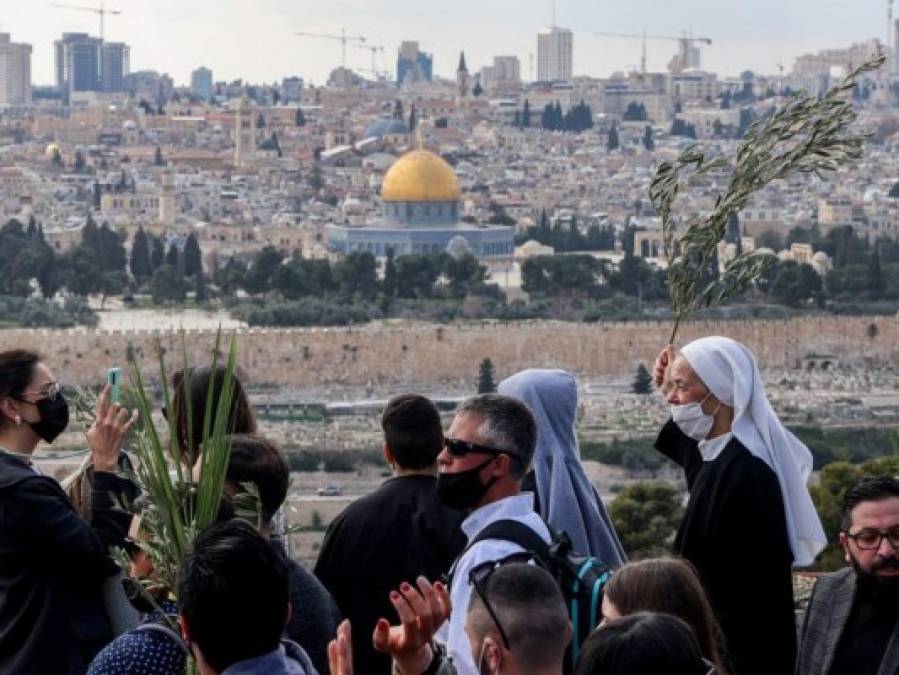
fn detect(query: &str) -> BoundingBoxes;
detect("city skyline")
[0,0,894,87]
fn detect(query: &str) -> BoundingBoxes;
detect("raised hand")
[86,385,138,473]
[653,345,677,389]
[328,620,354,675]
[373,577,451,675]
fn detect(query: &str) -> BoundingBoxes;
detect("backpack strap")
[134,621,190,655]
[466,519,554,565]
[446,519,553,589]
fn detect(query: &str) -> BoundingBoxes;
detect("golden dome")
[381,149,461,202]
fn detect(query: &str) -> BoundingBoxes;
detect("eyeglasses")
[444,438,522,464]
[845,528,899,550]
[468,560,526,651]
[17,381,61,402]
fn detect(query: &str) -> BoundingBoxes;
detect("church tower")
[456,51,471,104]
[234,95,256,167]
[159,170,175,226]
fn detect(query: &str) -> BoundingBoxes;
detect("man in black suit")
[315,394,466,675]
[797,475,899,675]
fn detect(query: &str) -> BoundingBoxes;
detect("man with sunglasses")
[434,393,547,674]
[797,475,899,675]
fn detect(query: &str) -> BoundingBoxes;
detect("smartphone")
[107,367,123,405]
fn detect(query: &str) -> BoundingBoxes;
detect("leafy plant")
[649,53,886,343]
[115,331,240,612]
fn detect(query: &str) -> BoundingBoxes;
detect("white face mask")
[671,393,719,441]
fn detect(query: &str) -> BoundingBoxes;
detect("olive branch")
[649,52,885,343]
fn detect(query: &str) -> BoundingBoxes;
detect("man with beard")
[797,475,899,675]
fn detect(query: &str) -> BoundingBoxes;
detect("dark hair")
[178,519,288,672]
[171,365,256,464]
[0,350,40,429]
[603,558,723,670]
[574,612,710,675]
[841,475,899,531]
[381,394,443,470]
[225,434,289,524]
[467,563,570,668]
[456,394,537,479]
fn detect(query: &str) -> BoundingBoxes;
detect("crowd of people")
[0,335,897,675]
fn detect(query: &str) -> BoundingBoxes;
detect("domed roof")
[363,118,409,139]
[45,143,61,158]
[446,235,473,259]
[123,119,137,131]
[381,149,461,202]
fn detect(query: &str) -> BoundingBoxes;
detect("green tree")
[642,125,654,151]
[150,236,165,270]
[307,164,324,191]
[623,101,647,121]
[295,107,306,127]
[633,363,653,394]
[150,264,187,304]
[383,248,397,300]
[130,226,153,281]
[609,481,684,557]
[154,145,166,167]
[194,271,207,303]
[394,255,441,298]
[889,181,899,198]
[183,233,203,277]
[866,248,885,296]
[522,99,531,127]
[73,149,86,173]
[165,243,180,270]
[770,261,822,307]
[243,245,283,295]
[334,251,378,299]
[477,358,496,393]
[607,125,620,152]
[214,256,247,296]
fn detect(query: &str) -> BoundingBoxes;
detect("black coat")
[314,475,466,675]
[0,453,136,674]
[656,420,796,675]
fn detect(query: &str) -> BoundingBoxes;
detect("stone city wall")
[1,315,896,388]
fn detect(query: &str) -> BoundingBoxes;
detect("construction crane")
[51,3,121,42]
[355,43,386,78]
[594,31,712,74]
[295,29,366,69]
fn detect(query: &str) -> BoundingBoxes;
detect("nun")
[653,337,826,675]
[498,368,626,566]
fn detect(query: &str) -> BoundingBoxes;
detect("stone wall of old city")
[1,315,896,388]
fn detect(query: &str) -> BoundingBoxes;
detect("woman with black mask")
[0,349,139,674]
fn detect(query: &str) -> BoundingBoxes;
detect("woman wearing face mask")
[652,337,825,675]
[0,349,139,675]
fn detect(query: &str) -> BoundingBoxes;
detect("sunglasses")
[444,438,523,464]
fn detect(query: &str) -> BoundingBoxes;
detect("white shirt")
[698,432,733,462]
[436,493,550,675]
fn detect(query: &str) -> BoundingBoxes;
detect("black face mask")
[437,457,498,511]
[26,395,69,444]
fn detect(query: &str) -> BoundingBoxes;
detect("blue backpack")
[461,519,615,673]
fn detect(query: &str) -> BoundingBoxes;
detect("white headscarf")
[681,336,826,567]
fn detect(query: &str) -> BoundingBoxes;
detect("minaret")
[159,170,175,226]
[234,95,256,167]
[456,51,471,104]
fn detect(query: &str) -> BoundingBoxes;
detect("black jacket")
[314,475,466,675]
[656,420,796,675]
[0,452,136,674]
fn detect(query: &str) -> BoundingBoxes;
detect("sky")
[2,0,892,86]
